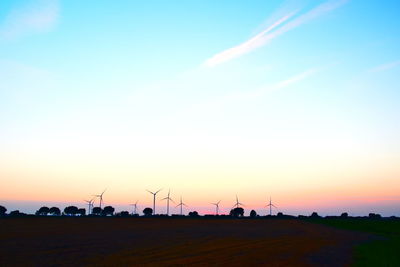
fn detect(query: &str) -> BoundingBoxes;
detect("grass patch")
[309,218,400,266]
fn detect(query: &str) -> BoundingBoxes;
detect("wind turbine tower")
[176,196,187,216]
[147,189,162,215]
[211,200,221,215]
[233,195,244,209]
[266,197,277,216]
[130,201,139,215]
[84,198,95,214]
[162,189,174,216]
[94,189,106,209]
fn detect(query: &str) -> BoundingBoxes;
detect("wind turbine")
[162,189,175,216]
[94,189,106,209]
[130,200,139,215]
[233,195,244,209]
[211,200,221,215]
[176,196,187,216]
[147,188,162,215]
[84,198,95,214]
[266,197,277,216]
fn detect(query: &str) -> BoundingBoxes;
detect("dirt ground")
[0,217,372,266]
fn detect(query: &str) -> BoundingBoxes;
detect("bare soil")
[0,217,373,266]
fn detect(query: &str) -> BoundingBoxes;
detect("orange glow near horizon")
[1,146,399,216]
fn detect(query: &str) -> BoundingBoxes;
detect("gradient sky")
[1,0,399,216]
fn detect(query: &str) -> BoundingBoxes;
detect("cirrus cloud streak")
[204,0,348,67]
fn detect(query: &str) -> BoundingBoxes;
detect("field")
[310,218,400,266]
[0,217,390,266]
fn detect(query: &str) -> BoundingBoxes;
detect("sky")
[0,0,399,216]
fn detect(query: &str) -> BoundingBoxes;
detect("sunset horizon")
[1,0,399,217]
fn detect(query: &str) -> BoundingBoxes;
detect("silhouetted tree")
[36,206,50,216]
[250,210,257,218]
[77,208,86,216]
[236,207,244,217]
[0,205,7,216]
[102,206,115,216]
[188,211,199,217]
[230,207,244,217]
[64,206,78,216]
[143,207,153,216]
[277,212,284,217]
[119,211,130,217]
[310,212,320,218]
[9,210,22,217]
[49,207,61,216]
[369,213,381,219]
[340,212,348,218]
[92,207,102,215]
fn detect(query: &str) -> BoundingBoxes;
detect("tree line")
[0,204,389,219]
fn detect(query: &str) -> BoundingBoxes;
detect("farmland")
[0,217,380,266]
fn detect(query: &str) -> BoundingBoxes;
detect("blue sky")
[0,0,399,215]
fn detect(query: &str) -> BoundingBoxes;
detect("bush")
[369,213,382,219]
[92,207,102,215]
[0,205,7,216]
[77,208,86,216]
[310,212,320,218]
[102,206,115,216]
[64,206,79,216]
[49,207,61,216]
[9,210,27,217]
[250,210,257,218]
[143,207,153,216]
[119,211,130,217]
[188,211,199,217]
[36,206,50,216]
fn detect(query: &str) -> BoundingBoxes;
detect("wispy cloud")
[184,67,320,117]
[231,68,319,101]
[0,0,59,41]
[368,60,400,73]
[204,11,298,67]
[274,68,318,90]
[204,0,348,67]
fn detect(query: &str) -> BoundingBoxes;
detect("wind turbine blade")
[272,204,277,208]
[217,200,221,205]
[155,188,162,194]
[146,189,154,194]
